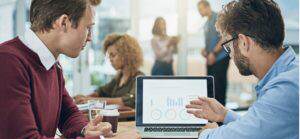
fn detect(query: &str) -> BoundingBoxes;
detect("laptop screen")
[139,77,212,125]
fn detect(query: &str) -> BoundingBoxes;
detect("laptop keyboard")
[144,127,200,132]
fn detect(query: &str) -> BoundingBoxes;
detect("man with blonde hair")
[0,0,114,138]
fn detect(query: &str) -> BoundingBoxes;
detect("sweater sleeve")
[0,53,99,139]
[0,53,55,139]
[58,88,89,138]
[57,64,90,138]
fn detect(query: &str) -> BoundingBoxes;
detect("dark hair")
[198,0,210,7]
[30,0,101,32]
[216,0,285,51]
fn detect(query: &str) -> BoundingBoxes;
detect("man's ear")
[53,14,70,33]
[238,34,251,56]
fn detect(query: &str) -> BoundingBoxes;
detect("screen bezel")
[136,76,215,126]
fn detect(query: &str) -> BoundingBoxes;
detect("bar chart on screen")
[146,95,206,123]
[142,79,208,124]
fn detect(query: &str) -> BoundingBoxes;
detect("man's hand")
[186,97,228,123]
[84,116,113,137]
[198,122,219,137]
[207,52,216,65]
[201,48,208,57]
[203,122,219,130]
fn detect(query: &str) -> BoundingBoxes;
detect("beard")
[233,44,253,76]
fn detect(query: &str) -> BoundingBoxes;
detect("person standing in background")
[198,0,230,105]
[151,17,180,76]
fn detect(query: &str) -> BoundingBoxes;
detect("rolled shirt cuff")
[223,110,239,124]
[199,129,214,139]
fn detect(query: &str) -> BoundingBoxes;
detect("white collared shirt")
[19,27,56,70]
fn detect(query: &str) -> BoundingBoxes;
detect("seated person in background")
[186,0,299,139]
[74,34,144,109]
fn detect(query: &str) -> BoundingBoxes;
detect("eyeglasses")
[221,34,238,54]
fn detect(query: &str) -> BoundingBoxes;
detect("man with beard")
[186,0,299,139]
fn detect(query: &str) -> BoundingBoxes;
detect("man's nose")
[86,34,92,42]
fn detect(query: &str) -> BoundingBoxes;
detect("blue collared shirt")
[199,46,299,139]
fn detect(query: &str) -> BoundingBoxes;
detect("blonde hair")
[152,17,167,37]
[103,34,143,77]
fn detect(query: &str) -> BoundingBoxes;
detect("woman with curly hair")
[74,34,144,108]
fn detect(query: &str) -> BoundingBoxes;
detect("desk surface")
[108,121,139,139]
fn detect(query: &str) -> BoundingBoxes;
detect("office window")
[138,0,178,74]
[0,1,15,43]
[276,0,299,52]
[139,0,178,41]
[87,0,131,91]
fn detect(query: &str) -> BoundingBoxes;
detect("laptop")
[136,76,214,138]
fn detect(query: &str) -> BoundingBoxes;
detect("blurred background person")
[74,34,144,109]
[198,0,230,105]
[151,17,180,75]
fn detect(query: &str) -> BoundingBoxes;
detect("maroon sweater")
[0,38,95,139]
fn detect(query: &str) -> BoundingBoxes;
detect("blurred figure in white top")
[151,17,180,75]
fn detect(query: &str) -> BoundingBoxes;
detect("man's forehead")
[83,5,95,24]
[90,6,96,15]
[90,6,96,24]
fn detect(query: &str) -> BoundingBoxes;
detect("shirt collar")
[19,27,56,70]
[255,46,297,92]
